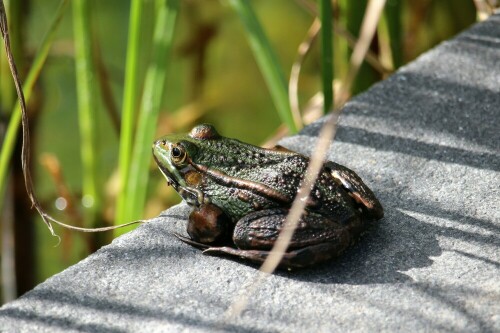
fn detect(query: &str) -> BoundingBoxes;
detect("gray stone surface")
[1,14,499,333]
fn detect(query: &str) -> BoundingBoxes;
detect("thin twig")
[0,0,56,236]
[0,0,144,236]
[337,0,387,105]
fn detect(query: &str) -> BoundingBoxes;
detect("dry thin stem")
[222,110,342,323]
[473,0,494,20]
[40,154,97,255]
[337,0,387,105]
[335,23,389,75]
[289,18,320,126]
[295,0,390,75]
[0,1,57,235]
[0,1,143,236]
[40,154,84,224]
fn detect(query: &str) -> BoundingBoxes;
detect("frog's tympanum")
[153,124,383,269]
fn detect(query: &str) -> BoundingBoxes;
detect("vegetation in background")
[0,0,488,303]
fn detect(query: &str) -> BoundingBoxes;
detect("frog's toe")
[202,247,268,264]
[202,241,349,269]
[173,232,210,250]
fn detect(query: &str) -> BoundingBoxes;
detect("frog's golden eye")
[171,144,187,164]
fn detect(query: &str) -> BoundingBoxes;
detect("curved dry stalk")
[93,37,121,135]
[289,18,320,128]
[337,0,387,105]
[222,110,342,323]
[40,154,83,223]
[0,1,144,236]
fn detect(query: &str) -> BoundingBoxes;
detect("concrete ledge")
[1,14,499,333]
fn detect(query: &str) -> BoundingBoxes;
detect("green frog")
[153,124,383,268]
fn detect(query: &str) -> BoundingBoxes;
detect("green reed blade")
[228,0,297,133]
[115,0,144,226]
[121,0,179,226]
[319,0,334,113]
[73,0,100,225]
[383,0,402,68]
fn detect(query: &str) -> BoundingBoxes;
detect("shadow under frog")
[283,207,442,285]
[161,203,442,285]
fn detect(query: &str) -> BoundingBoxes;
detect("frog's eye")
[171,144,187,165]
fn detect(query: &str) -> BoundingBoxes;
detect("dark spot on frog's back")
[189,124,220,140]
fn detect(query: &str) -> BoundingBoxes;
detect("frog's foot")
[173,232,210,250]
[202,241,347,269]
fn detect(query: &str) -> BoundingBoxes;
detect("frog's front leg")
[185,203,231,244]
[203,208,358,269]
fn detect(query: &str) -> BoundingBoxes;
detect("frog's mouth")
[154,156,205,206]
[159,165,179,189]
[153,154,180,191]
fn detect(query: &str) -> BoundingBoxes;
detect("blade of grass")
[382,0,402,69]
[122,0,179,224]
[115,0,144,227]
[0,0,69,206]
[1,180,15,302]
[228,0,297,132]
[319,0,333,114]
[72,0,100,225]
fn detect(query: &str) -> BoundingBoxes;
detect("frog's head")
[152,124,221,203]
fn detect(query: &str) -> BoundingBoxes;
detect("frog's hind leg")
[325,161,384,219]
[202,241,349,269]
[202,208,355,269]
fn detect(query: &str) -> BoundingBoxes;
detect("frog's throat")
[186,157,290,204]
[178,186,205,206]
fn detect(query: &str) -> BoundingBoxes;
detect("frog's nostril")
[154,139,167,147]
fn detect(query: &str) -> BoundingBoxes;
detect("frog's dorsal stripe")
[187,157,290,204]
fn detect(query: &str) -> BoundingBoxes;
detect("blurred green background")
[0,0,493,303]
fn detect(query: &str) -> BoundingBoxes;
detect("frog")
[152,124,383,269]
